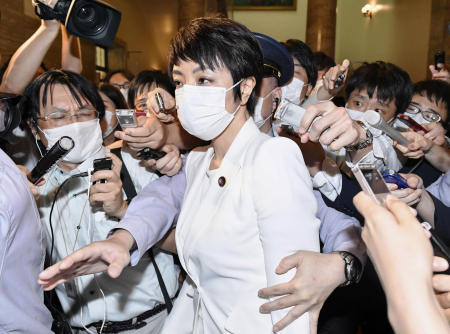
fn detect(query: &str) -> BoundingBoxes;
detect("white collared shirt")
[36,147,178,326]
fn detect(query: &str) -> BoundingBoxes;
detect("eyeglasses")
[135,97,148,111]
[406,104,441,123]
[37,109,98,126]
[112,82,130,90]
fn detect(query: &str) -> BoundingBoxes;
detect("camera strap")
[110,148,173,313]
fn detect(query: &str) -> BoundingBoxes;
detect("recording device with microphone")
[28,136,75,185]
[363,110,411,147]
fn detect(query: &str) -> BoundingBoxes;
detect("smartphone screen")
[352,164,391,205]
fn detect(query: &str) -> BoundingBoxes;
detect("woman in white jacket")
[160,18,320,334]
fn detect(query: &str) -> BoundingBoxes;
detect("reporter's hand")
[258,251,345,334]
[297,101,362,151]
[145,87,176,123]
[433,257,450,322]
[321,59,350,97]
[387,173,424,206]
[423,122,447,147]
[89,152,127,218]
[115,113,167,151]
[17,164,45,195]
[354,193,433,291]
[143,144,183,176]
[394,131,433,159]
[429,65,450,84]
[38,229,135,290]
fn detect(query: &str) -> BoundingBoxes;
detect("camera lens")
[72,3,107,36]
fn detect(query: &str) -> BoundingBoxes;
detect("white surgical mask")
[41,119,103,164]
[281,77,305,105]
[253,88,276,128]
[120,88,129,103]
[175,80,242,141]
[345,107,366,121]
[102,110,118,139]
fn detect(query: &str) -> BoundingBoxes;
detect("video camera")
[32,0,121,47]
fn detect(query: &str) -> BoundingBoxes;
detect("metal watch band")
[344,121,373,152]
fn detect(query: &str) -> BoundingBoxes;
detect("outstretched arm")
[0,20,60,94]
[61,25,82,73]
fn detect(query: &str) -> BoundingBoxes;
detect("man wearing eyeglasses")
[20,70,180,333]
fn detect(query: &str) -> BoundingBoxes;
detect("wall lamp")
[361,4,374,19]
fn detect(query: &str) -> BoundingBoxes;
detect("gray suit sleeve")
[112,161,187,265]
[314,190,366,264]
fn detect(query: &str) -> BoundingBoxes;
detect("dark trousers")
[318,260,394,334]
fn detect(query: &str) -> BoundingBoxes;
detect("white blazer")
[162,119,320,334]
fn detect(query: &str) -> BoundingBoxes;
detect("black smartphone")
[93,157,112,184]
[137,147,167,161]
[435,51,446,68]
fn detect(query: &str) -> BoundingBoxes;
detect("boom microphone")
[28,136,75,184]
[364,110,410,147]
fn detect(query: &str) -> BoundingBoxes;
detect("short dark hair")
[313,52,335,72]
[98,83,129,110]
[345,61,413,115]
[127,70,174,108]
[104,69,134,83]
[282,39,318,87]
[414,80,450,129]
[20,70,105,126]
[168,17,263,115]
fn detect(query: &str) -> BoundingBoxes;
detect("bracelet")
[344,121,373,151]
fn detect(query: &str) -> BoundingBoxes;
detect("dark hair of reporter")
[414,80,450,130]
[345,61,413,115]
[127,70,174,108]
[20,69,105,127]
[168,17,263,116]
[313,51,336,72]
[99,83,128,110]
[282,39,318,87]
[104,69,134,84]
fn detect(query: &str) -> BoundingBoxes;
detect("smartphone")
[396,114,429,133]
[93,157,112,184]
[380,169,409,189]
[352,163,391,205]
[273,99,307,130]
[155,92,167,114]
[136,147,167,161]
[116,109,138,128]
[435,51,446,68]
[334,73,346,89]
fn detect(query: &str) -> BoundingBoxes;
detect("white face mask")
[102,110,118,139]
[120,88,129,103]
[281,77,305,105]
[253,88,277,128]
[175,80,242,141]
[41,119,103,164]
[345,107,366,121]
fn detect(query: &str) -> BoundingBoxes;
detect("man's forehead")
[39,84,89,110]
[352,88,392,105]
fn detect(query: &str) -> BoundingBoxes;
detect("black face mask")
[0,93,21,143]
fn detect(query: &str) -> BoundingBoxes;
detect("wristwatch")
[344,121,373,151]
[336,251,363,287]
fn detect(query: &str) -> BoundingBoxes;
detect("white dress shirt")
[36,147,178,327]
